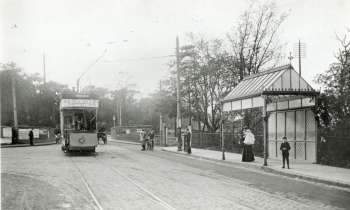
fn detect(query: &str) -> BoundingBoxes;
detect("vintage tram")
[59,93,99,152]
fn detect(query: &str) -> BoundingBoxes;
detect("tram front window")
[64,110,96,132]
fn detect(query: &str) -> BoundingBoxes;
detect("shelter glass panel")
[296,141,306,160]
[276,112,285,140]
[241,99,252,109]
[296,110,305,141]
[269,141,277,158]
[277,101,288,110]
[299,77,309,89]
[302,97,315,107]
[252,97,264,108]
[306,110,316,141]
[282,70,291,89]
[267,102,277,112]
[289,99,301,109]
[291,70,300,89]
[268,112,276,140]
[291,70,308,89]
[231,100,241,111]
[286,111,295,140]
[223,102,231,112]
[272,77,282,89]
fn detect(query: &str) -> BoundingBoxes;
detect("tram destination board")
[60,99,99,109]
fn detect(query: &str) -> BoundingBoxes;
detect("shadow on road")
[63,151,99,157]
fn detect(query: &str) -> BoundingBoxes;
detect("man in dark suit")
[29,128,34,146]
[280,136,291,169]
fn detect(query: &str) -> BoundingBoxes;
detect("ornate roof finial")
[288,51,294,67]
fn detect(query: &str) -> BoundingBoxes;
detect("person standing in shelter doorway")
[29,128,34,146]
[280,136,291,169]
[242,127,255,162]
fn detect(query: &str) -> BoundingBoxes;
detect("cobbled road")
[2,142,350,210]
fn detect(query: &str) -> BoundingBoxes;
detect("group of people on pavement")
[241,126,291,169]
[12,127,34,146]
[140,129,155,151]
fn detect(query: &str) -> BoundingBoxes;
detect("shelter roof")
[222,64,316,102]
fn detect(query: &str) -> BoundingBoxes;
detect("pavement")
[1,137,56,148]
[161,146,350,189]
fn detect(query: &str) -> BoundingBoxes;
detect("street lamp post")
[176,36,182,151]
[175,37,195,151]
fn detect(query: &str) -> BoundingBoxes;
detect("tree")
[175,35,239,132]
[1,62,71,127]
[227,2,288,80]
[316,29,350,128]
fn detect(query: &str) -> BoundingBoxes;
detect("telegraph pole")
[119,100,122,126]
[11,70,18,129]
[159,80,163,145]
[298,40,301,89]
[176,36,182,151]
[43,53,46,84]
[294,40,305,90]
[0,79,2,138]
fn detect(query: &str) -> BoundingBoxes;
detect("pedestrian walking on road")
[29,128,34,146]
[280,136,291,169]
[242,127,255,162]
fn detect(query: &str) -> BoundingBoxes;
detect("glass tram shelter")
[60,94,99,152]
[221,65,319,165]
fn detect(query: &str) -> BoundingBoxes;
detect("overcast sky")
[2,0,350,96]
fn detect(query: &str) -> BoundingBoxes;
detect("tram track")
[67,150,177,210]
[110,166,177,210]
[69,157,104,210]
[65,143,345,210]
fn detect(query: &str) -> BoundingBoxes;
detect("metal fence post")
[263,96,268,166]
[164,126,167,146]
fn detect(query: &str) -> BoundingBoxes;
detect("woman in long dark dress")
[242,128,255,162]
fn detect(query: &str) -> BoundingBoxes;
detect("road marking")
[71,160,103,210]
[111,167,177,210]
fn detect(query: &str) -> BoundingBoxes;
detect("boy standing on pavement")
[280,136,290,169]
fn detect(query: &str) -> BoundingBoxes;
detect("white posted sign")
[60,99,99,109]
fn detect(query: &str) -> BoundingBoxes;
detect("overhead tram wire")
[77,48,108,92]
[103,55,175,63]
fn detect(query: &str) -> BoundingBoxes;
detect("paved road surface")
[2,142,350,210]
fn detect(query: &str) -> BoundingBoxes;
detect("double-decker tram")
[59,93,99,153]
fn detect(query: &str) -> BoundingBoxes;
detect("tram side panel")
[68,133,98,151]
